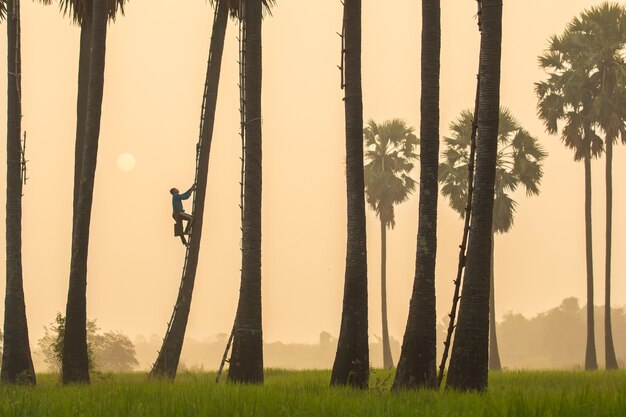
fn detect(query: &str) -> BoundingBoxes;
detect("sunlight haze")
[0,0,623,369]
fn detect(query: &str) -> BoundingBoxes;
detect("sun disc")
[117,153,136,172]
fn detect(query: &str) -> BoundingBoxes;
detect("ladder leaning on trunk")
[151,3,221,371]
[216,0,248,384]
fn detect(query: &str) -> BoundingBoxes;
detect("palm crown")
[535,24,607,161]
[364,119,419,228]
[567,2,626,146]
[38,0,126,24]
[210,0,276,18]
[439,107,547,234]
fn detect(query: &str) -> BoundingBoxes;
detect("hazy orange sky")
[0,0,624,361]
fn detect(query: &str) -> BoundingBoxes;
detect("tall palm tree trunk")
[72,21,92,223]
[62,0,108,384]
[447,0,502,392]
[380,220,393,369]
[229,0,264,384]
[150,0,229,380]
[2,0,36,385]
[604,138,618,370]
[583,153,598,370]
[392,0,440,391]
[488,233,501,371]
[331,0,369,389]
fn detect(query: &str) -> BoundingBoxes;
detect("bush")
[38,314,138,373]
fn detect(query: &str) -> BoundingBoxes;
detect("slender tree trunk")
[488,233,501,371]
[604,138,618,370]
[436,74,480,387]
[229,0,264,384]
[446,0,502,392]
[1,0,35,385]
[150,0,229,380]
[380,220,393,369]
[583,154,598,371]
[62,0,108,384]
[72,21,92,223]
[392,0,439,391]
[331,0,369,389]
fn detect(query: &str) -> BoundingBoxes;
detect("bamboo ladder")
[216,0,247,384]
[437,0,483,387]
[151,3,221,370]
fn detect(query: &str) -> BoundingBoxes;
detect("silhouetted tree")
[153,0,247,380]
[439,107,546,371]
[331,0,369,389]
[37,0,125,386]
[566,3,626,370]
[363,119,418,370]
[229,0,265,383]
[62,0,110,384]
[536,12,608,371]
[446,0,502,391]
[393,0,440,390]
[153,0,273,381]
[1,0,36,385]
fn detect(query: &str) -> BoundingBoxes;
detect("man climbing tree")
[170,184,196,246]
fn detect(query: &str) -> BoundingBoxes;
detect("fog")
[0,0,624,369]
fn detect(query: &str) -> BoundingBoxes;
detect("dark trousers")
[173,211,193,245]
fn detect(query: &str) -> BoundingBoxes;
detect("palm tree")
[151,0,274,381]
[331,0,369,389]
[567,3,626,370]
[363,119,418,370]
[1,0,36,385]
[150,0,231,380]
[446,0,502,391]
[392,0,440,390]
[536,20,605,372]
[228,0,265,384]
[38,0,125,385]
[439,107,546,372]
[62,0,112,384]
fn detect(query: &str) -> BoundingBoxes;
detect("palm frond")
[537,2,626,165]
[440,107,546,231]
[363,118,418,223]
[493,192,517,234]
[50,0,126,25]
[224,0,276,19]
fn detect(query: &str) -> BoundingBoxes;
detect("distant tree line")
[128,298,626,372]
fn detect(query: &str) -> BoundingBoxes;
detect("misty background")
[0,0,624,369]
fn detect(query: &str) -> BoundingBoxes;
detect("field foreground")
[1,370,625,416]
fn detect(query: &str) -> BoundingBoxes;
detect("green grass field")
[1,370,625,416]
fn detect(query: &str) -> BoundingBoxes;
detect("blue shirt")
[172,190,192,213]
